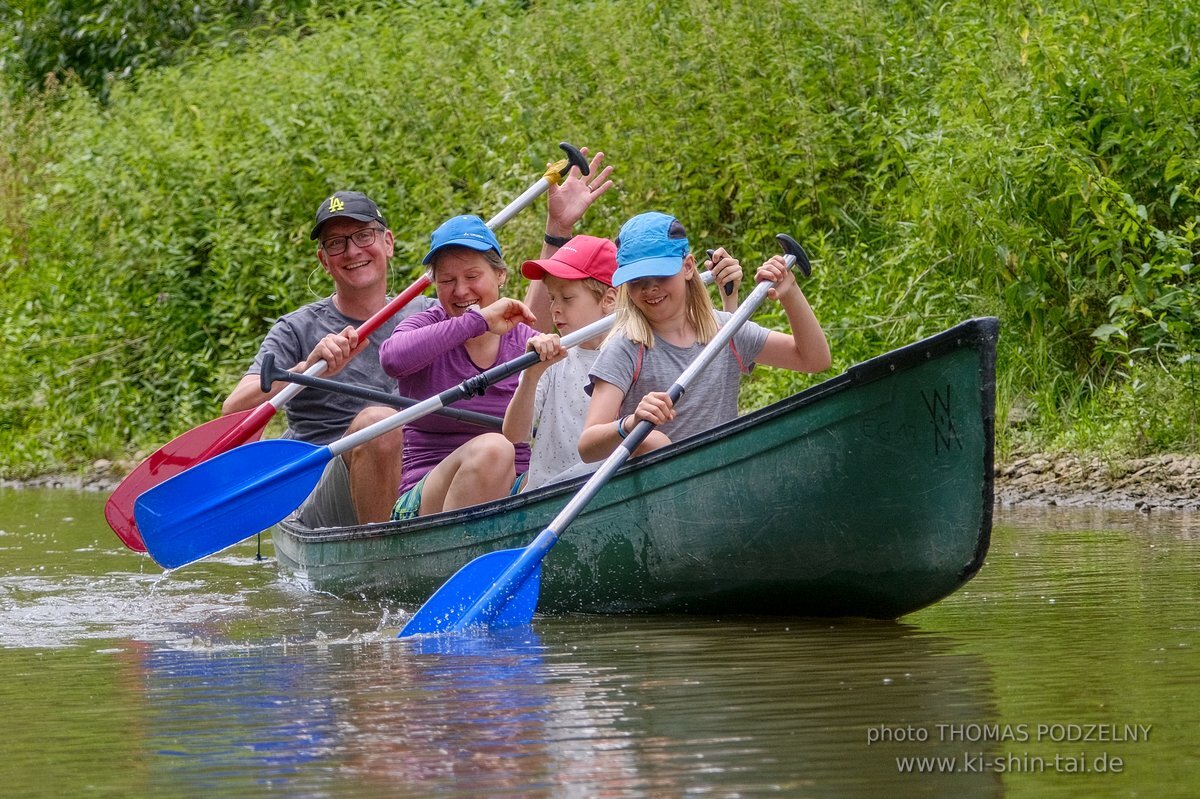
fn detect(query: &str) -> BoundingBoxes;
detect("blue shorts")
[391,473,526,521]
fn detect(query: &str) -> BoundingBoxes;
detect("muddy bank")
[995,452,1200,512]
[0,458,132,493]
[4,454,1200,513]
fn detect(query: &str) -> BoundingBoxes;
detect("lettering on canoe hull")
[860,416,918,446]
[922,384,962,455]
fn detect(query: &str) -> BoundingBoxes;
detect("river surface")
[0,487,1196,798]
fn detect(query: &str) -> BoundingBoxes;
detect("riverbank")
[994,452,1200,512]
[4,453,1200,512]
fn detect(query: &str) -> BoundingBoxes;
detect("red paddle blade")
[103,408,265,552]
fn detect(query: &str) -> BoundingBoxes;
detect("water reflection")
[349,630,592,796]
[1,488,1196,797]
[539,618,1003,799]
[115,619,1003,798]
[140,643,338,793]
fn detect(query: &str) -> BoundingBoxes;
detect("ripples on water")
[0,488,1196,798]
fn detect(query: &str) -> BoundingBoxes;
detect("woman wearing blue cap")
[378,148,613,518]
[379,215,540,519]
[578,211,831,462]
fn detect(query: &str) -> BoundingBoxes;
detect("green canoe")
[273,317,998,619]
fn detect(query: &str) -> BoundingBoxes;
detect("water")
[0,488,1196,798]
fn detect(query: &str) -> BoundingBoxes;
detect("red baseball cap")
[521,235,617,286]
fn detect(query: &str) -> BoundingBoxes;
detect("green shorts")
[390,474,428,522]
[390,473,527,521]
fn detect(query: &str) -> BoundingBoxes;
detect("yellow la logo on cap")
[327,197,346,213]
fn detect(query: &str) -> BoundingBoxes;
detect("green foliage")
[0,0,314,99]
[0,0,1198,475]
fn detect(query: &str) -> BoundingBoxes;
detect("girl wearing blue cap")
[578,212,831,462]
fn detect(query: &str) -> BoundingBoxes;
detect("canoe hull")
[273,318,997,619]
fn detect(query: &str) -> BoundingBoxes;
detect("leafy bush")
[0,0,1198,475]
[1,0,314,100]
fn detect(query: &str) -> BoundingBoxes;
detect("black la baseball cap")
[310,191,387,239]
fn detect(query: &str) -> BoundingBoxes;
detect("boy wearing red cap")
[503,235,619,490]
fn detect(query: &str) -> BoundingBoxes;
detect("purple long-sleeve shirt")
[379,306,535,494]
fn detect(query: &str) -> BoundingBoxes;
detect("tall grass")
[0,0,1197,476]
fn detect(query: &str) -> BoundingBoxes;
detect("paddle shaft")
[446,258,797,631]
[259,353,504,430]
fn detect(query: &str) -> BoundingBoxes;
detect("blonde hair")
[578,276,612,302]
[609,260,718,348]
[543,274,613,306]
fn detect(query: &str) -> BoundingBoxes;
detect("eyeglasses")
[320,226,385,256]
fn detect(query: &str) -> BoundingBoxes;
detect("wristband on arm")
[616,415,631,439]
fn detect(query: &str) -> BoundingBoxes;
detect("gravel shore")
[994,452,1200,512]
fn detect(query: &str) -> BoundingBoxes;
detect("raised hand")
[546,148,615,236]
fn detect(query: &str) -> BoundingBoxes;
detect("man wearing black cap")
[221,190,436,527]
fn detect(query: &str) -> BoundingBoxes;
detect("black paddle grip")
[776,234,812,277]
[260,353,276,394]
[558,142,590,176]
[459,348,542,398]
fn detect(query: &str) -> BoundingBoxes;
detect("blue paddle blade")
[399,547,543,637]
[136,438,332,570]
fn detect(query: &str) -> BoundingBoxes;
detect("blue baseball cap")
[611,212,690,287]
[422,214,503,264]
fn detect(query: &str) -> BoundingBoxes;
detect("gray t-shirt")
[245,294,436,444]
[588,311,771,443]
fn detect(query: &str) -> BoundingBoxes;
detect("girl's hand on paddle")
[307,325,362,377]
[626,397,674,454]
[479,297,538,334]
[546,148,615,236]
[706,247,743,310]
[633,391,676,427]
[757,255,798,302]
[706,248,743,293]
